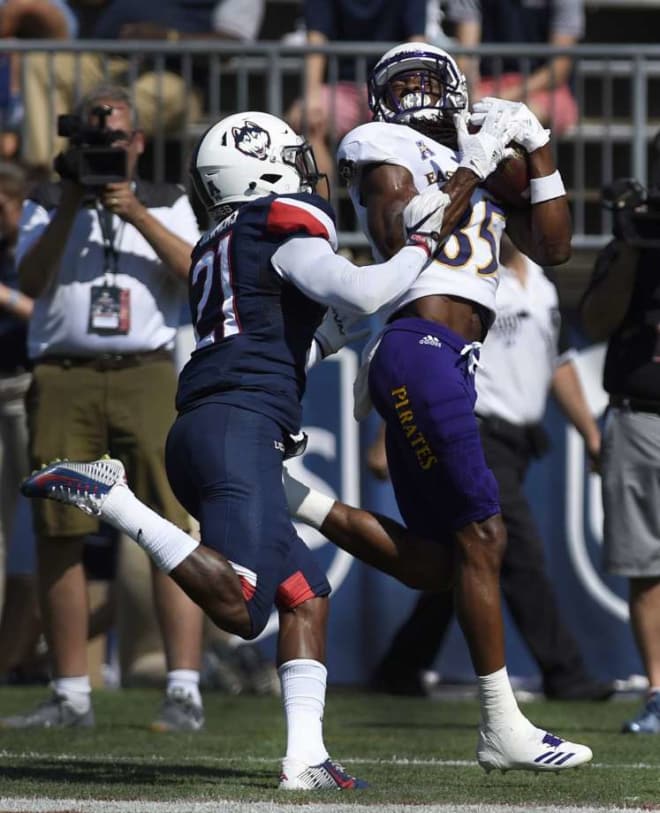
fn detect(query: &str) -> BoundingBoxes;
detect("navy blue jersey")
[176,192,337,434]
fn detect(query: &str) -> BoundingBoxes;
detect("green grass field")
[0,687,658,811]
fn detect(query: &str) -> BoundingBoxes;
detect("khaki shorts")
[26,357,188,538]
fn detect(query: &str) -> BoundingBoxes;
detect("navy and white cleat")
[477,725,593,773]
[21,456,127,516]
[279,757,368,790]
[622,691,660,734]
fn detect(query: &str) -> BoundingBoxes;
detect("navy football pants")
[165,401,331,638]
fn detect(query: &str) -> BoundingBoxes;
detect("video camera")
[55,104,129,187]
[601,178,660,249]
[601,131,660,249]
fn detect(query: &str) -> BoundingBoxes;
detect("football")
[483,143,531,209]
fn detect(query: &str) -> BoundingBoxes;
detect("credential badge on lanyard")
[88,205,130,335]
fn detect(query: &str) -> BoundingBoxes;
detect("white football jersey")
[338,121,506,320]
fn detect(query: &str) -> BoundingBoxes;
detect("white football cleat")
[477,722,593,773]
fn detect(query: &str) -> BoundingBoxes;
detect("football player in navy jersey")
[19,109,468,791]
[284,42,593,773]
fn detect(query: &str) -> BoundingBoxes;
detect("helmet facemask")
[369,45,468,148]
[282,141,325,197]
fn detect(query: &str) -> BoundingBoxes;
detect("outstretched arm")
[283,465,454,591]
[273,186,451,314]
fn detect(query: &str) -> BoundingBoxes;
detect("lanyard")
[96,204,124,280]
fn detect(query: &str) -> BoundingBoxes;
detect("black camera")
[601,131,660,249]
[55,105,128,187]
[602,177,660,248]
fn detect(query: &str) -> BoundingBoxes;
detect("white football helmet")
[190,111,322,220]
[368,42,468,144]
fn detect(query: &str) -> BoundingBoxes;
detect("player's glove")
[313,306,369,360]
[403,185,450,257]
[455,102,522,179]
[470,97,550,154]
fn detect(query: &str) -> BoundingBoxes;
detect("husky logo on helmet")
[191,111,324,223]
[232,121,271,160]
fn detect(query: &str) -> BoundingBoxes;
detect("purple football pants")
[368,317,500,541]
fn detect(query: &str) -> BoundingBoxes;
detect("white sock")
[477,666,526,729]
[102,483,199,573]
[282,466,334,530]
[52,676,91,713]
[279,658,329,766]
[167,669,202,706]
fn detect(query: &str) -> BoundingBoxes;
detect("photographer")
[580,175,660,735]
[3,84,205,731]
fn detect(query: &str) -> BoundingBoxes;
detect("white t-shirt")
[17,186,200,359]
[475,256,571,425]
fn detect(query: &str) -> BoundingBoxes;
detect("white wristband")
[282,465,334,529]
[529,170,566,204]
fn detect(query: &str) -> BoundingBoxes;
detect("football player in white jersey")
[285,42,592,773]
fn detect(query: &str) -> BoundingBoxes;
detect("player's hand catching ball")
[471,98,550,154]
[455,101,523,180]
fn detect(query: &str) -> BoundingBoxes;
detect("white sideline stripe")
[0,801,655,813]
[0,751,658,770]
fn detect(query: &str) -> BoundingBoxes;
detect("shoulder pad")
[266,194,337,251]
[338,122,419,171]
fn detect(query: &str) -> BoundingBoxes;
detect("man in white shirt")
[1,84,205,732]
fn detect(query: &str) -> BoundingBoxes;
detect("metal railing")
[8,40,660,249]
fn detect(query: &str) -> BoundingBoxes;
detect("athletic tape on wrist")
[529,170,566,204]
[406,233,432,257]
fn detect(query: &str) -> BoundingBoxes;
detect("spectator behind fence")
[21,0,265,171]
[580,176,660,734]
[0,84,206,731]
[285,0,428,191]
[0,0,78,160]
[369,236,615,702]
[0,161,33,620]
[444,0,584,136]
